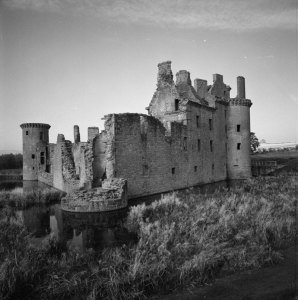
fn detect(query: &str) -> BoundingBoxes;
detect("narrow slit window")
[40,152,45,165]
[142,164,149,176]
[175,99,179,111]
[183,137,187,150]
[237,143,241,150]
[237,125,241,132]
[212,163,215,170]
[40,132,43,140]
[194,166,197,172]
[196,116,200,128]
[209,119,213,130]
[32,154,35,159]
[197,139,201,152]
[210,140,213,152]
[172,167,175,175]
[26,131,29,135]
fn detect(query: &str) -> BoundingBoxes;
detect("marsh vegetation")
[0,174,296,299]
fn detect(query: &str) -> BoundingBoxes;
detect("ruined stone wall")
[52,136,80,192]
[83,140,94,189]
[72,142,86,176]
[48,144,56,174]
[38,170,53,186]
[103,115,116,179]
[112,113,184,198]
[93,131,108,186]
[108,109,227,199]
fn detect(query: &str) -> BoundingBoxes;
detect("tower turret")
[20,123,50,180]
[227,77,252,179]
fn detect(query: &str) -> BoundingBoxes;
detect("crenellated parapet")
[20,123,51,129]
[229,98,252,107]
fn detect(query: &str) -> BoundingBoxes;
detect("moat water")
[0,179,242,252]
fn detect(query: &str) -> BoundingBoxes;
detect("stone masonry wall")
[110,110,227,199]
[93,130,108,187]
[38,170,53,186]
[186,101,227,185]
[52,137,80,192]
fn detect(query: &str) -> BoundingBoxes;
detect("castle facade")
[21,61,252,199]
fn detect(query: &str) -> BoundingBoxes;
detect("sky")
[0,0,297,152]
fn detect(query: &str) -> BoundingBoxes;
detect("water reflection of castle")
[22,180,56,193]
[20,204,134,251]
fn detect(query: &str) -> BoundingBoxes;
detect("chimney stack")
[157,61,173,88]
[176,70,191,85]
[237,76,246,98]
[74,125,80,143]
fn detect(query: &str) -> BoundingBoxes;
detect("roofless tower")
[20,123,50,180]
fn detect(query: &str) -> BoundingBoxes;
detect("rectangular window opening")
[196,115,200,128]
[237,143,241,150]
[237,124,241,132]
[32,167,34,170]
[26,131,29,136]
[197,139,201,152]
[40,132,43,140]
[212,163,215,170]
[32,154,35,159]
[40,152,45,165]
[172,167,175,175]
[175,99,179,111]
[194,166,197,172]
[209,119,213,130]
[210,140,213,152]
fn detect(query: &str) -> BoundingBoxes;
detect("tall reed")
[0,174,295,299]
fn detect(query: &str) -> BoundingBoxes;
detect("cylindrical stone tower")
[227,77,252,179]
[20,123,51,180]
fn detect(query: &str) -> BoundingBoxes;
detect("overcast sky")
[0,0,297,152]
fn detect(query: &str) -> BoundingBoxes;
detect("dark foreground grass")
[0,189,66,209]
[0,174,296,300]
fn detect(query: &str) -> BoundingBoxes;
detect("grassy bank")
[0,174,296,299]
[0,189,66,209]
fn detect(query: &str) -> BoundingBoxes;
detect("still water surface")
[1,180,241,252]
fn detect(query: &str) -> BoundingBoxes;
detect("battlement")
[20,123,51,129]
[229,98,252,107]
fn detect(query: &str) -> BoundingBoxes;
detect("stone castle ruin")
[20,61,252,209]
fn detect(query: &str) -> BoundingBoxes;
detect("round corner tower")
[20,123,51,180]
[227,76,252,179]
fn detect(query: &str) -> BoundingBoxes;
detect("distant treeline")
[0,153,23,170]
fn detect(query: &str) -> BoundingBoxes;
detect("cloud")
[2,0,297,31]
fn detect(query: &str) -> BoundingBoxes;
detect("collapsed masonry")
[21,61,252,211]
